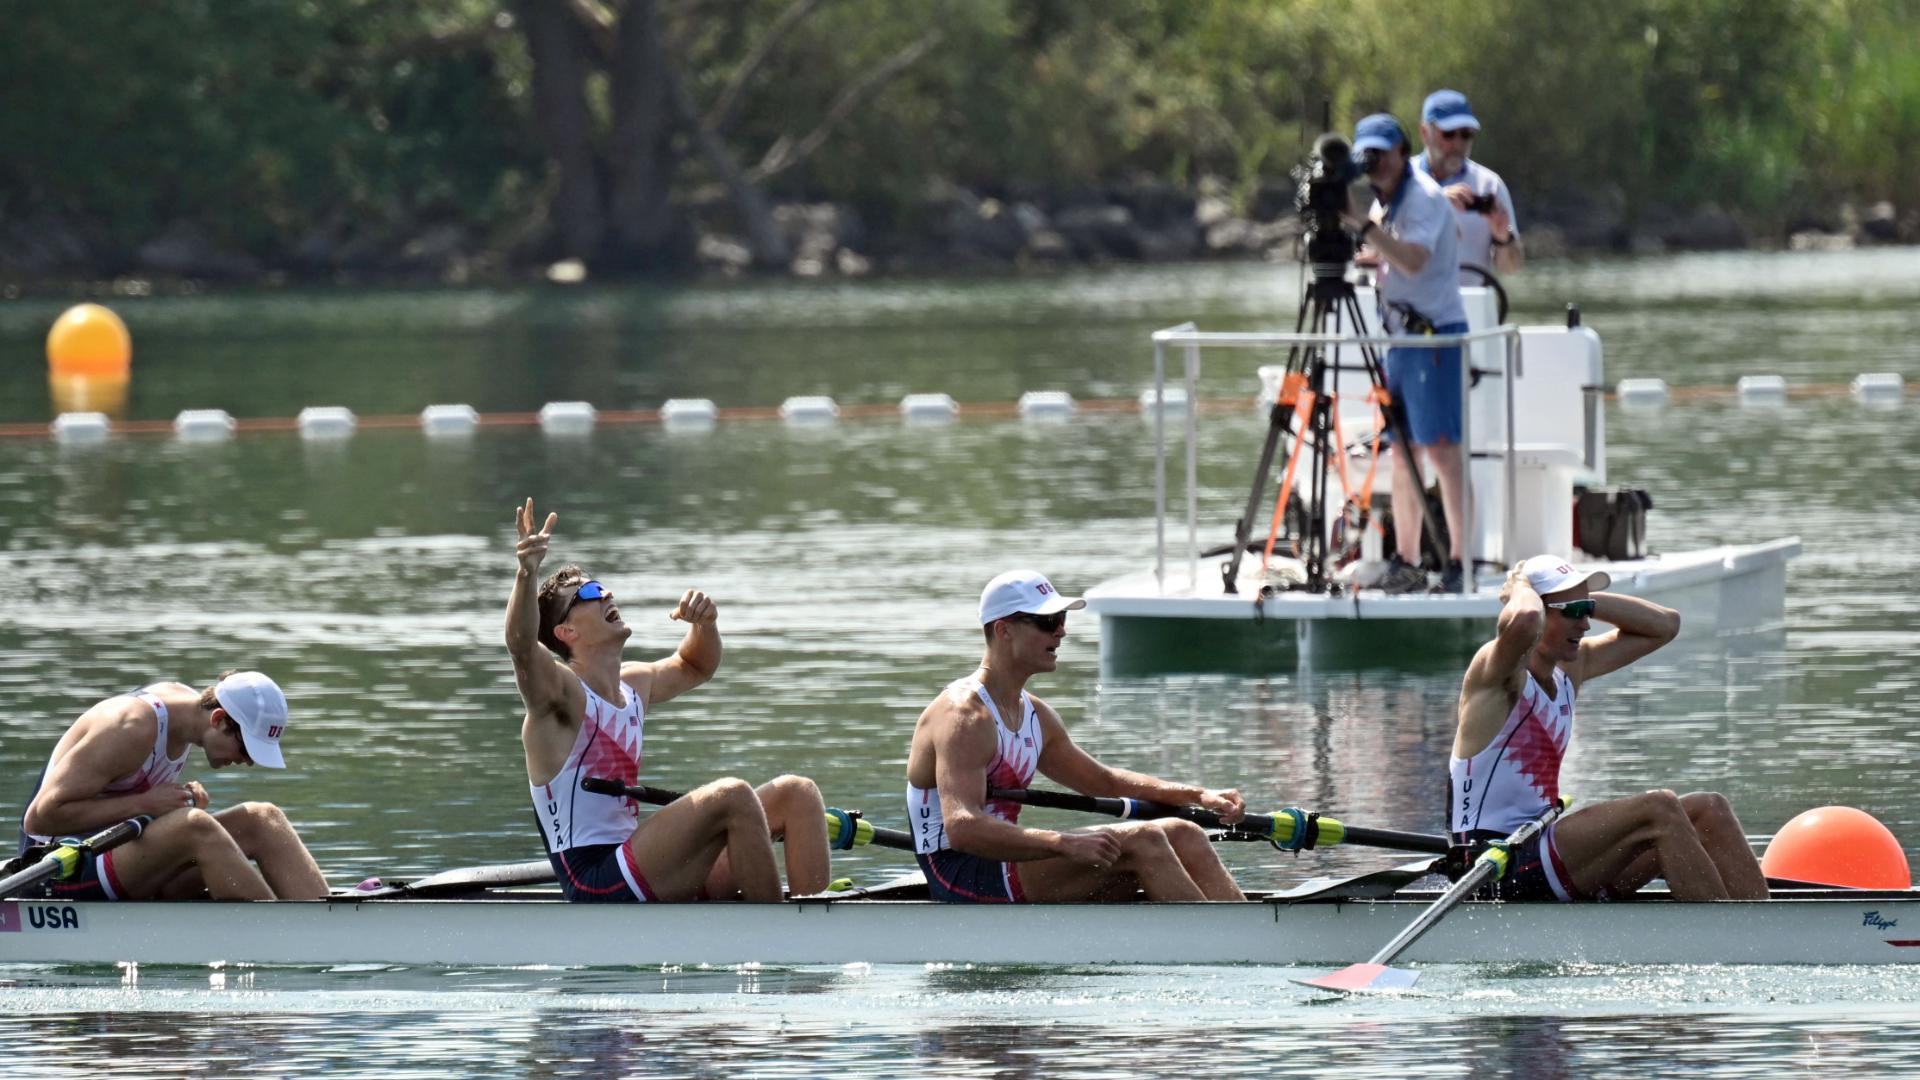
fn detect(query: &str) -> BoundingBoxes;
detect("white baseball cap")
[979,570,1086,625]
[1518,555,1611,598]
[214,671,289,769]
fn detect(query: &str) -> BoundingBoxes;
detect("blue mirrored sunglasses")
[562,580,612,619]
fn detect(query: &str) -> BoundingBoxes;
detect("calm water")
[1,250,1918,1076]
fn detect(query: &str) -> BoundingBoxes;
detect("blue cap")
[1422,89,1480,132]
[1352,114,1406,154]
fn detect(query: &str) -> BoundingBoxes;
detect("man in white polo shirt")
[1415,89,1523,277]
[904,570,1247,902]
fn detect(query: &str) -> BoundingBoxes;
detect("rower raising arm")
[1449,556,1765,902]
[505,498,831,903]
[506,500,588,781]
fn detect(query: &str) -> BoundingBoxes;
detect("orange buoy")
[1761,806,1911,889]
[46,303,132,380]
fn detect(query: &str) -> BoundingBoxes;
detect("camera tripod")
[1218,273,1438,595]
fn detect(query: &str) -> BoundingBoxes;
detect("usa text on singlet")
[907,675,1043,854]
[530,676,646,855]
[1449,667,1574,840]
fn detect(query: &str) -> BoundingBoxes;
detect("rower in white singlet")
[903,570,1248,903]
[505,498,833,903]
[1448,666,1580,900]
[907,675,1043,901]
[530,676,655,901]
[16,673,327,901]
[1451,556,1768,902]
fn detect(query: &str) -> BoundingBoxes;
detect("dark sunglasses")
[1010,610,1068,634]
[1546,599,1596,619]
[560,579,612,619]
[1437,129,1475,142]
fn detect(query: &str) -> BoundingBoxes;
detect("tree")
[512,0,942,273]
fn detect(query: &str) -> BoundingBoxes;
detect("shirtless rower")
[1451,555,1768,900]
[506,498,830,902]
[17,671,328,900]
[906,570,1246,902]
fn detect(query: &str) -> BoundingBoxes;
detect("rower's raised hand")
[1199,788,1246,825]
[669,589,718,627]
[514,498,558,575]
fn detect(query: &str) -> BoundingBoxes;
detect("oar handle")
[581,776,917,853]
[987,787,1449,855]
[0,816,153,899]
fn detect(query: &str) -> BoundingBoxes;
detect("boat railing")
[1148,322,1530,593]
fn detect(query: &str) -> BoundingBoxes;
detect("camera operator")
[1340,113,1471,594]
[1415,89,1522,276]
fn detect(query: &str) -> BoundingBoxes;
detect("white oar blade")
[1294,962,1420,994]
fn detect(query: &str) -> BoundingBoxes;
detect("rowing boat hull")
[5,890,1918,968]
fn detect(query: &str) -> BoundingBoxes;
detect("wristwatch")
[1359,221,1378,241]
[1491,233,1514,247]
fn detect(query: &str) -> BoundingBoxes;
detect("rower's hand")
[514,498,557,576]
[137,783,202,816]
[183,781,209,810]
[1056,830,1123,871]
[1199,788,1246,825]
[669,589,718,627]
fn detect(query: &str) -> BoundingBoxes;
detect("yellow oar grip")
[823,809,876,850]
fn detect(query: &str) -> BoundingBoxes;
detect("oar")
[582,776,916,853]
[0,816,152,899]
[988,787,1449,855]
[1295,802,1567,993]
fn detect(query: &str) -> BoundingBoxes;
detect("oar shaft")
[0,817,152,899]
[581,777,916,853]
[987,787,1448,855]
[1363,805,1563,967]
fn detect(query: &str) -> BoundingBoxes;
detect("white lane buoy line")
[296,406,356,439]
[4,376,1904,445]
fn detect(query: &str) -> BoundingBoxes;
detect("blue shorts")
[918,849,1025,903]
[19,845,124,901]
[550,842,659,903]
[1467,823,1607,903]
[1384,320,1468,446]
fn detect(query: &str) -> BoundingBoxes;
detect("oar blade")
[1294,962,1420,994]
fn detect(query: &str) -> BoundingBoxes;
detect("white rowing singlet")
[1449,667,1575,838]
[907,675,1043,855]
[25,690,187,845]
[530,676,647,854]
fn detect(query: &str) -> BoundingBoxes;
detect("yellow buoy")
[47,303,132,380]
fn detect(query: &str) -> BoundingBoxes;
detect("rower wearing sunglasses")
[904,570,1246,903]
[507,499,831,903]
[1450,555,1768,901]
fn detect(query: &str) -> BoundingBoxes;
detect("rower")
[505,498,831,902]
[18,671,328,900]
[905,570,1246,902]
[1451,555,1768,900]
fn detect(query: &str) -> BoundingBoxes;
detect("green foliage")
[2,0,1915,269]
